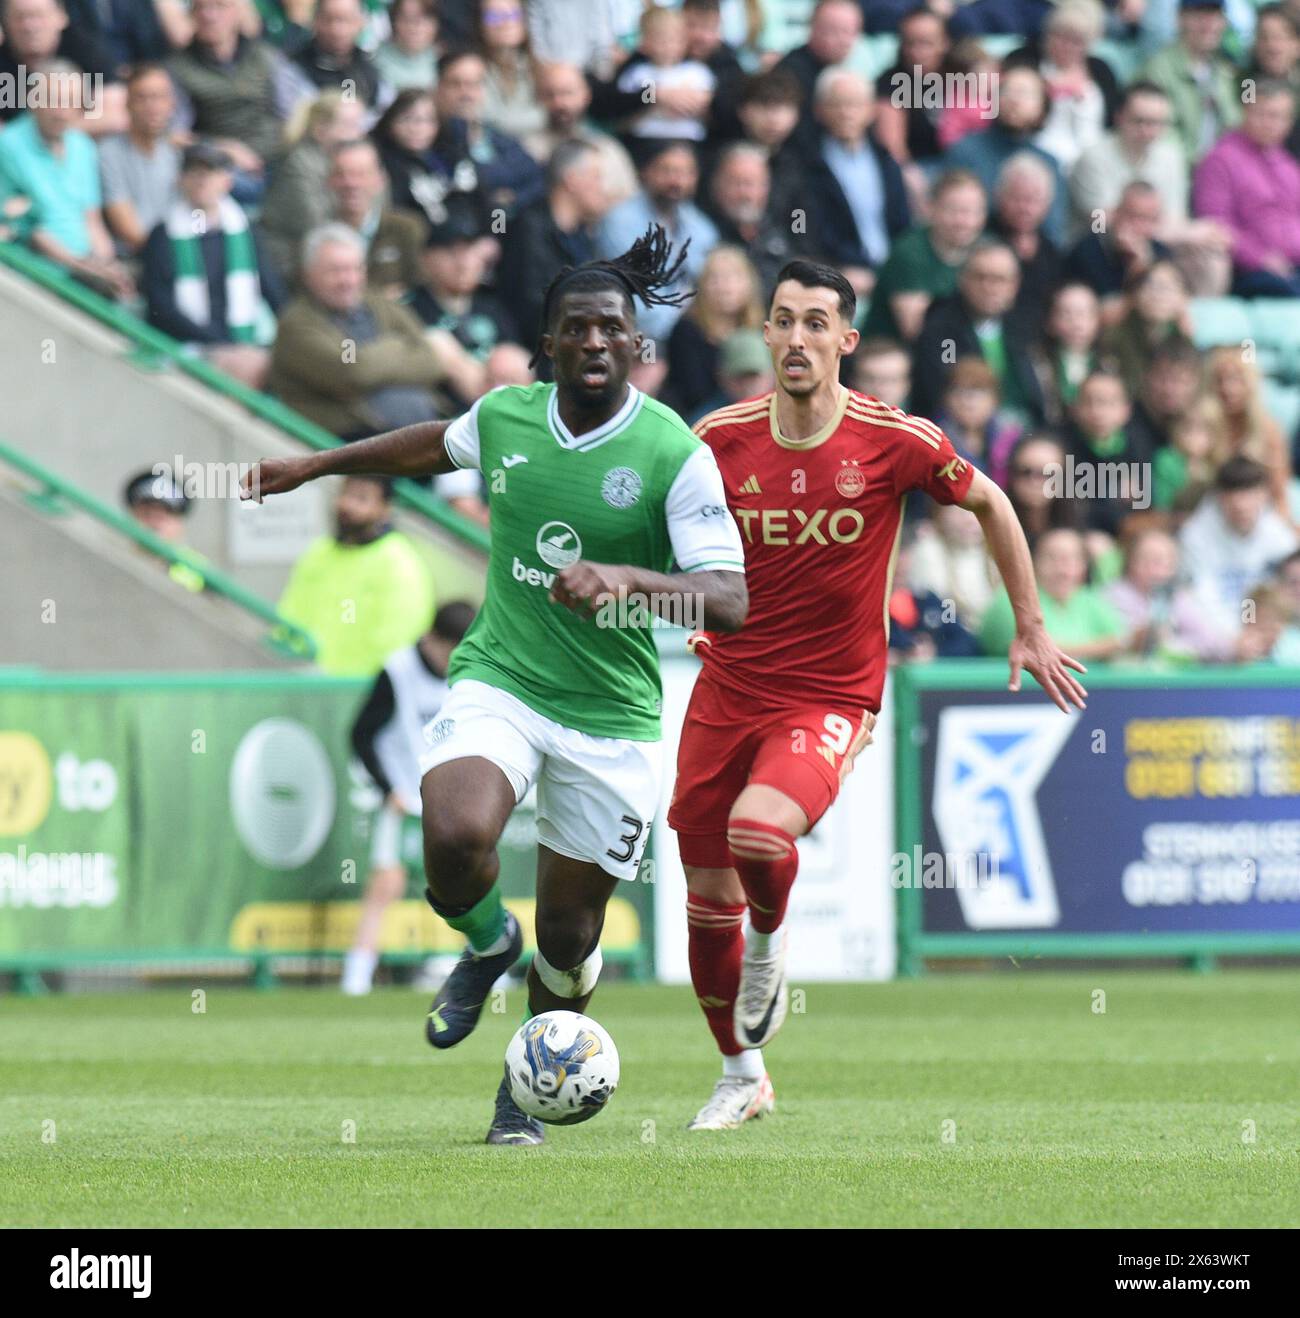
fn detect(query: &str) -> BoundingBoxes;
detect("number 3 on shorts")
[607,814,650,864]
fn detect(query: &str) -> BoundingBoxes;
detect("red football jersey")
[690,386,976,713]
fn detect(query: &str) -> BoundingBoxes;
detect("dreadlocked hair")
[530,224,693,369]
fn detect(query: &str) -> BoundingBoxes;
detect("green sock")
[444,885,507,955]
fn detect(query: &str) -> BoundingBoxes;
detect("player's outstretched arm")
[239,419,458,502]
[959,468,1088,713]
[550,564,748,633]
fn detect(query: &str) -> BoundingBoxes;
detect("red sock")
[686,893,746,1056]
[727,819,799,934]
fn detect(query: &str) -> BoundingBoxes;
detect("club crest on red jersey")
[835,460,867,498]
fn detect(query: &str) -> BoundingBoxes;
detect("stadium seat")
[1093,39,1144,85]
[1248,301,1300,382]
[1190,297,1254,349]
[1262,379,1300,436]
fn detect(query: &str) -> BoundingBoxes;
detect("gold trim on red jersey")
[768,383,850,450]
[881,494,908,642]
[692,395,772,439]
[846,397,943,451]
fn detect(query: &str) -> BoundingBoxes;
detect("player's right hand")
[241,457,308,502]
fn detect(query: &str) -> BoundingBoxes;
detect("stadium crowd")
[3,0,1300,671]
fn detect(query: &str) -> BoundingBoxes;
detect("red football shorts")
[668,668,877,869]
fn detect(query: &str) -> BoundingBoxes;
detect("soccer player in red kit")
[670,259,1088,1130]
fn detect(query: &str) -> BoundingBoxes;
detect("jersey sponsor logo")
[502,454,529,468]
[536,520,582,568]
[601,465,642,509]
[699,503,727,518]
[937,457,968,482]
[733,507,866,546]
[737,474,762,495]
[835,460,867,498]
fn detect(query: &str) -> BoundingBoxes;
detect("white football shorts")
[417,679,660,881]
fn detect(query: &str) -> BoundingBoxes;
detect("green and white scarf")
[166,197,275,346]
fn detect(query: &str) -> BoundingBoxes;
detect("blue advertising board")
[893,663,1300,969]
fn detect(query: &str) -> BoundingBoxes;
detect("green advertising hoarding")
[0,675,652,975]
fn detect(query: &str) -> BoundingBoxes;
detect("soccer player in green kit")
[241,229,749,1144]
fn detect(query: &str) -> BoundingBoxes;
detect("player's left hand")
[549,561,630,618]
[1009,628,1088,713]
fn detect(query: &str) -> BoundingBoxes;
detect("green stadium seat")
[1262,379,1300,436]
[1248,301,1300,381]
[1093,39,1144,85]
[1190,297,1254,349]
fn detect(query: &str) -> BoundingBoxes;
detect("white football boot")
[733,930,788,1049]
[687,1074,776,1130]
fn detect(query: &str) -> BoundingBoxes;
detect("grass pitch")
[1,971,1297,1228]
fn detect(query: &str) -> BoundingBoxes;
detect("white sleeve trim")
[443,394,485,471]
[665,445,746,573]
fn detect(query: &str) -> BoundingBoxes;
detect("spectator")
[1065,179,1173,317]
[371,88,481,230]
[611,4,716,146]
[1003,432,1089,545]
[524,0,626,77]
[1130,338,1204,450]
[1140,0,1242,163]
[664,243,764,418]
[0,0,126,136]
[342,598,477,996]
[290,0,388,110]
[1105,526,1228,658]
[64,0,191,70]
[935,355,1024,474]
[907,500,998,630]
[1193,81,1300,297]
[689,327,776,423]
[934,38,1001,153]
[141,143,284,387]
[1064,366,1156,535]
[704,142,810,295]
[407,196,515,407]
[727,69,806,227]
[1269,548,1300,661]
[1244,7,1300,158]
[1153,397,1220,511]
[122,466,208,592]
[476,0,545,141]
[167,0,305,198]
[990,151,1063,334]
[942,64,1069,245]
[327,139,427,297]
[497,138,610,349]
[0,61,134,299]
[99,62,181,254]
[259,90,368,283]
[596,139,719,350]
[1206,346,1293,518]
[681,0,747,140]
[1005,0,1118,171]
[979,526,1127,659]
[873,6,951,197]
[1029,281,1104,433]
[523,61,638,205]
[374,0,440,91]
[268,223,452,438]
[277,473,435,676]
[803,68,910,305]
[1179,455,1299,645]
[888,529,982,660]
[911,240,1045,424]
[852,336,912,409]
[1100,259,1196,395]
[773,0,863,154]
[432,48,544,219]
[861,167,988,341]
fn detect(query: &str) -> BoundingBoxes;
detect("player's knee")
[725,818,797,870]
[534,906,603,973]
[422,813,497,881]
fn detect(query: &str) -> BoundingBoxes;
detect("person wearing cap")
[122,468,209,593]
[406,197,517,410]
[1140,0,1243,163]
[687,328,776,425]
[140,142,286,389]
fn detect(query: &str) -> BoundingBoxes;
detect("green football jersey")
[442,382,743,740]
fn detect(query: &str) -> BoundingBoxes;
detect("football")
[504,1010,620,1125]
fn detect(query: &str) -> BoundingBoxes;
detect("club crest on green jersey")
[536,521,582,568]
[601,466,643,509]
